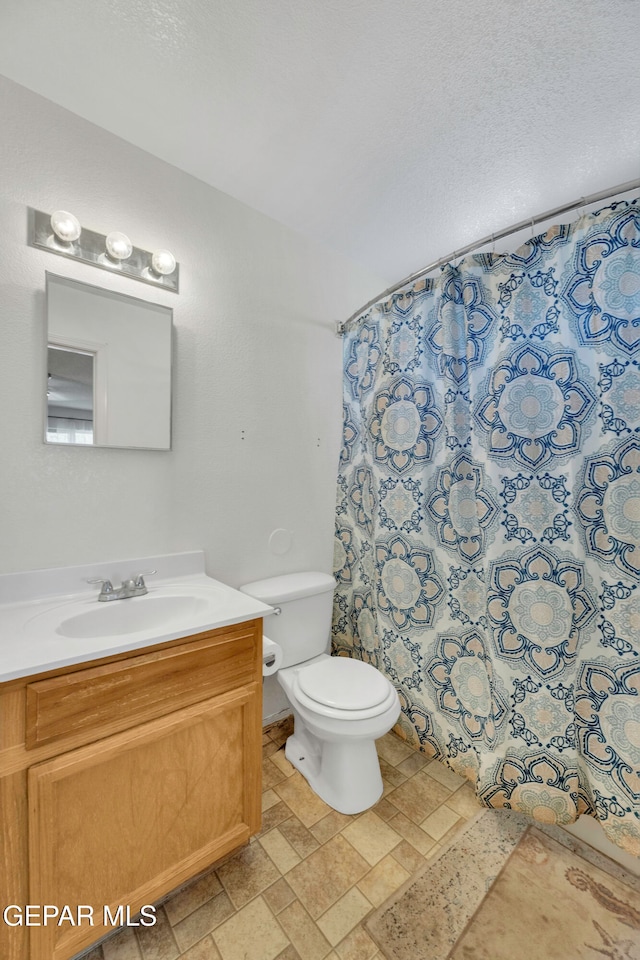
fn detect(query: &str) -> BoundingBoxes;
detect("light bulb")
[105,231,132,261]
[151,249,176,276]
[50,210,81,243]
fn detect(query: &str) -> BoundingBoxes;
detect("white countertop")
[0,551,273,683]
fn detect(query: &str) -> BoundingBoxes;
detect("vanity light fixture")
[150,248,177,277]
[50,210,81,244]
[28,208,180,292]
[105,231,133,262]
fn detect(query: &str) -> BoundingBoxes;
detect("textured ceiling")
[0,0,639,283]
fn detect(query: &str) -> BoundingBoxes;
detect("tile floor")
[81,717,481,960]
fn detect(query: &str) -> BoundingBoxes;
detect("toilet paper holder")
[262,636,284,676]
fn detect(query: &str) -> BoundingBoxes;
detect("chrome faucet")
[87,570,157,601]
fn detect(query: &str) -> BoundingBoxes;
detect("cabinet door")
[28,683,261,960]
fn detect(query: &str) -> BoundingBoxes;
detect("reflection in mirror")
[46,274,172,449]
[46,347,95,444]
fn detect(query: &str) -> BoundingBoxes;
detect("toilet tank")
[239,572,336,669]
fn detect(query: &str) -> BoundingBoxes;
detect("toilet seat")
[287,657,398,721]
[298,657,390,710]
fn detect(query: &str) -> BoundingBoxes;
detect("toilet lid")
[297,657,390,710]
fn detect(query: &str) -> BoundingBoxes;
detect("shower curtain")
[333,198,640,853]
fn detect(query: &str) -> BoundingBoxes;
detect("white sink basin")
[0,552,274,683]
[23,582,233,643]
[19,576,272,648]
[56,594,213,639]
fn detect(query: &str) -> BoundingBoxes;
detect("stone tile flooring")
[82,718,481,960]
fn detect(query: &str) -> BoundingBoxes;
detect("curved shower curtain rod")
[336,176,640,336]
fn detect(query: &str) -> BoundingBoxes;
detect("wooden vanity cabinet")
[0,618,263,960]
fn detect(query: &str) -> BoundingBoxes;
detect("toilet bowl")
[279,654,401,814]
[240,571,401,815]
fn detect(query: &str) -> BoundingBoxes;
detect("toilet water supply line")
[335,176,640,336]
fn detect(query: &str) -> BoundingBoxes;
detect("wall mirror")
[45,274,172,449]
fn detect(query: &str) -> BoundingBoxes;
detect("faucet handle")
[86,578,115,597]
[134,569,157,589]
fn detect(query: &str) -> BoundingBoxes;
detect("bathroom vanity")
[0,552,272,960]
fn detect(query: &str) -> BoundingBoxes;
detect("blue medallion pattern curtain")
[333,199,640,853]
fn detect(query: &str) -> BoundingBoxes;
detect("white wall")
[0,76,383,592]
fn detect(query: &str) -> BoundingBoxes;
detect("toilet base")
[284,723,383,815]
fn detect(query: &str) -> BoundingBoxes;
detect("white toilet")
[239,572,401,815]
